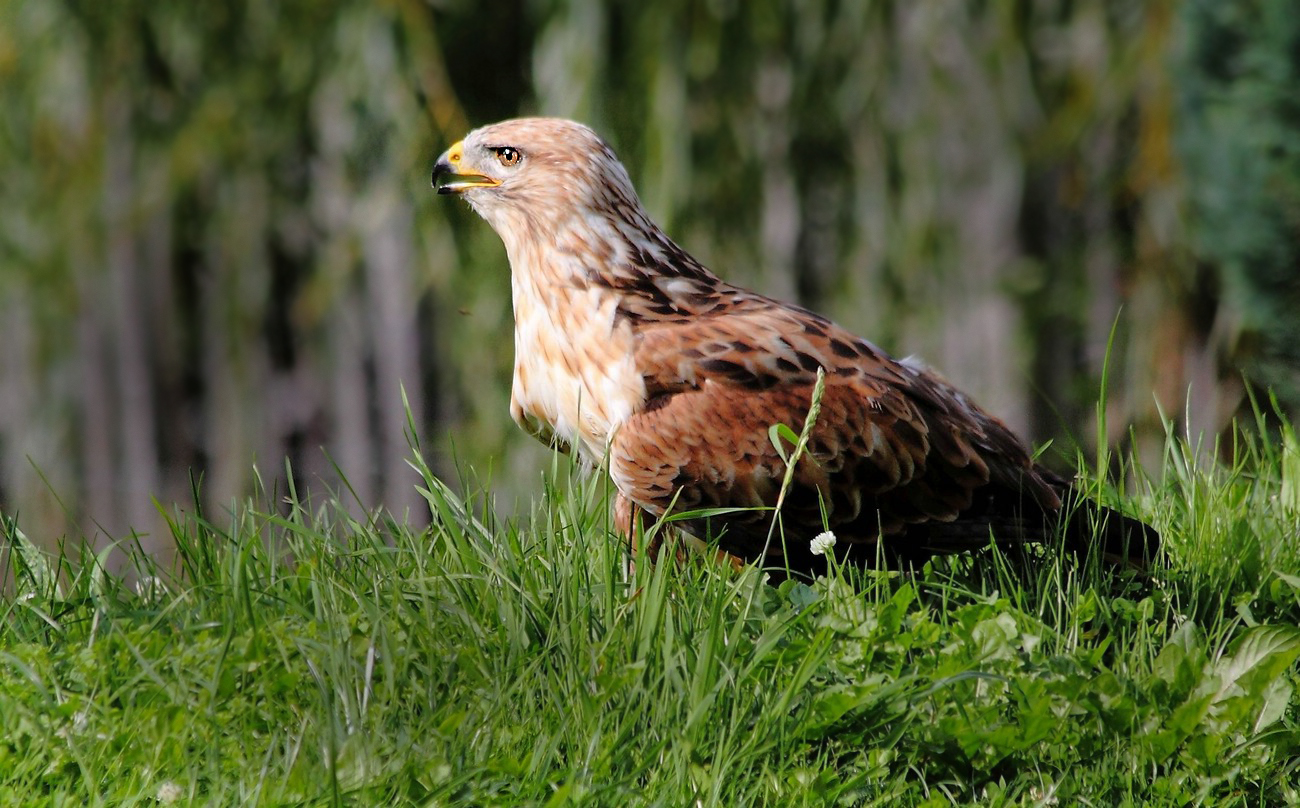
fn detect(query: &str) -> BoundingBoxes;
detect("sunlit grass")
[2,416,1299,806]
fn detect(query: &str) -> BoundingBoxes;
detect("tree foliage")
[1177,0,1300,408]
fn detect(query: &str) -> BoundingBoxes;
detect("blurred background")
[1,0,1297,562]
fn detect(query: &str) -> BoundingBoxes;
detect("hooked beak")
[431,140,500,195]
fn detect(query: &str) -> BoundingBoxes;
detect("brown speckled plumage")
[432,117,1157,576]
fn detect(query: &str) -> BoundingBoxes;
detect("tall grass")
[2,415,1298,806]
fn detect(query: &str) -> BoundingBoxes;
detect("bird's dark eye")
[495,147,522,167]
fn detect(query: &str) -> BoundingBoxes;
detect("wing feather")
[612,301,1062,570]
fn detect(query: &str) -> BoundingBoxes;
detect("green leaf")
[768,422,799,464]
[1273,571,1300,592]
[1212,625,1300,705]
[1151,621,1207,696]
[1281,424,1300,513]
[1252,677,1294,734]
[785,582,819,610]
[7,522,62,601]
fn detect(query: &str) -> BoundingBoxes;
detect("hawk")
[431,117,1158,576]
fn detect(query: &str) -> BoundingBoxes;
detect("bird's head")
[431,117,643,233]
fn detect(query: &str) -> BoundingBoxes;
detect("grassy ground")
[3,418,1300,806]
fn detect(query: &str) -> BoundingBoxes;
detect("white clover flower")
[156,781,184,804]
[809,530,837,556]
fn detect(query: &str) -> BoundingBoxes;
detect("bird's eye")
[495,147,522,167]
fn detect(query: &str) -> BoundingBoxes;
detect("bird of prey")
[431,117,1158,576]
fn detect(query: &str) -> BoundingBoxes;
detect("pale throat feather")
[498,213,647,462]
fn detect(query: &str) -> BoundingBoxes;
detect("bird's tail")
[1058,486,1160,568]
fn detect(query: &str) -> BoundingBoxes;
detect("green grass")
[3,419,1300,806]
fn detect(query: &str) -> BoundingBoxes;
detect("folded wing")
[610,300,1067,572]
